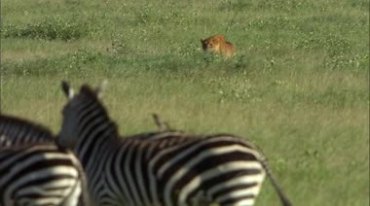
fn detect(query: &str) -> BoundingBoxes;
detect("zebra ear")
[95,80,108,98]
[61,81,74,99]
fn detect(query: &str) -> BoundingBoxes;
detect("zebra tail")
[260,159,293,206]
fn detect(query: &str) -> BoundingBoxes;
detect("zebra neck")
[75,120,118,170]
[75,135,116,199]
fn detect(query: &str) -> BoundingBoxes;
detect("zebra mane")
[0,114,54,139]
[79,84,119,138]
[80,84,99,101]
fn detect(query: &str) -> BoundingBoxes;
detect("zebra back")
[0,114,55,147]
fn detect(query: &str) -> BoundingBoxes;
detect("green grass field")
[1,0,369,205]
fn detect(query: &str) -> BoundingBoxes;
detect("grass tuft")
[2,17,88,41]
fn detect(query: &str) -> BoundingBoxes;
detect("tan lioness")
[201,34,235,58]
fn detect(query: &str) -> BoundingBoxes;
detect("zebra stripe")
[59,82,292,206]
[0,114,55,147]
[0,114,90,206]
[0,144,88,206]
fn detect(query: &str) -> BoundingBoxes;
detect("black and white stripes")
[59,82,292,206]
[0,115,55,147]
[0,144,84,206]
[0,114,90,206]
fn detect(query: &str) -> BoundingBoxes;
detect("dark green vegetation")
[1,0,369,205]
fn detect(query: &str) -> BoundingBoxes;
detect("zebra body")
[59,82,291,206]
[0,114,55,147]
[0,114,90,206]
[114,132,265,206]
[0,144,85,206]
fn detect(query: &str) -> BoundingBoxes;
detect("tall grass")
[1,0,369,205]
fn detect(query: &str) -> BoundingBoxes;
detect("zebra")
[58,81,292,206]
[0,114,55,147]
[0,144,90,206]
[0,114,91,206]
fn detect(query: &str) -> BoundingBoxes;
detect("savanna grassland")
[1,0,369,205]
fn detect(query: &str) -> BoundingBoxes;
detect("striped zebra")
[0,114,55,147]
[59,81,292,206]
[0,114,91,206]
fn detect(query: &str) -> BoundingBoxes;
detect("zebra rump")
[0,114,91,206]
[0,144,86,206]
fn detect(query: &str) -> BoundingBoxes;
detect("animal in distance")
[201,34,235,58]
